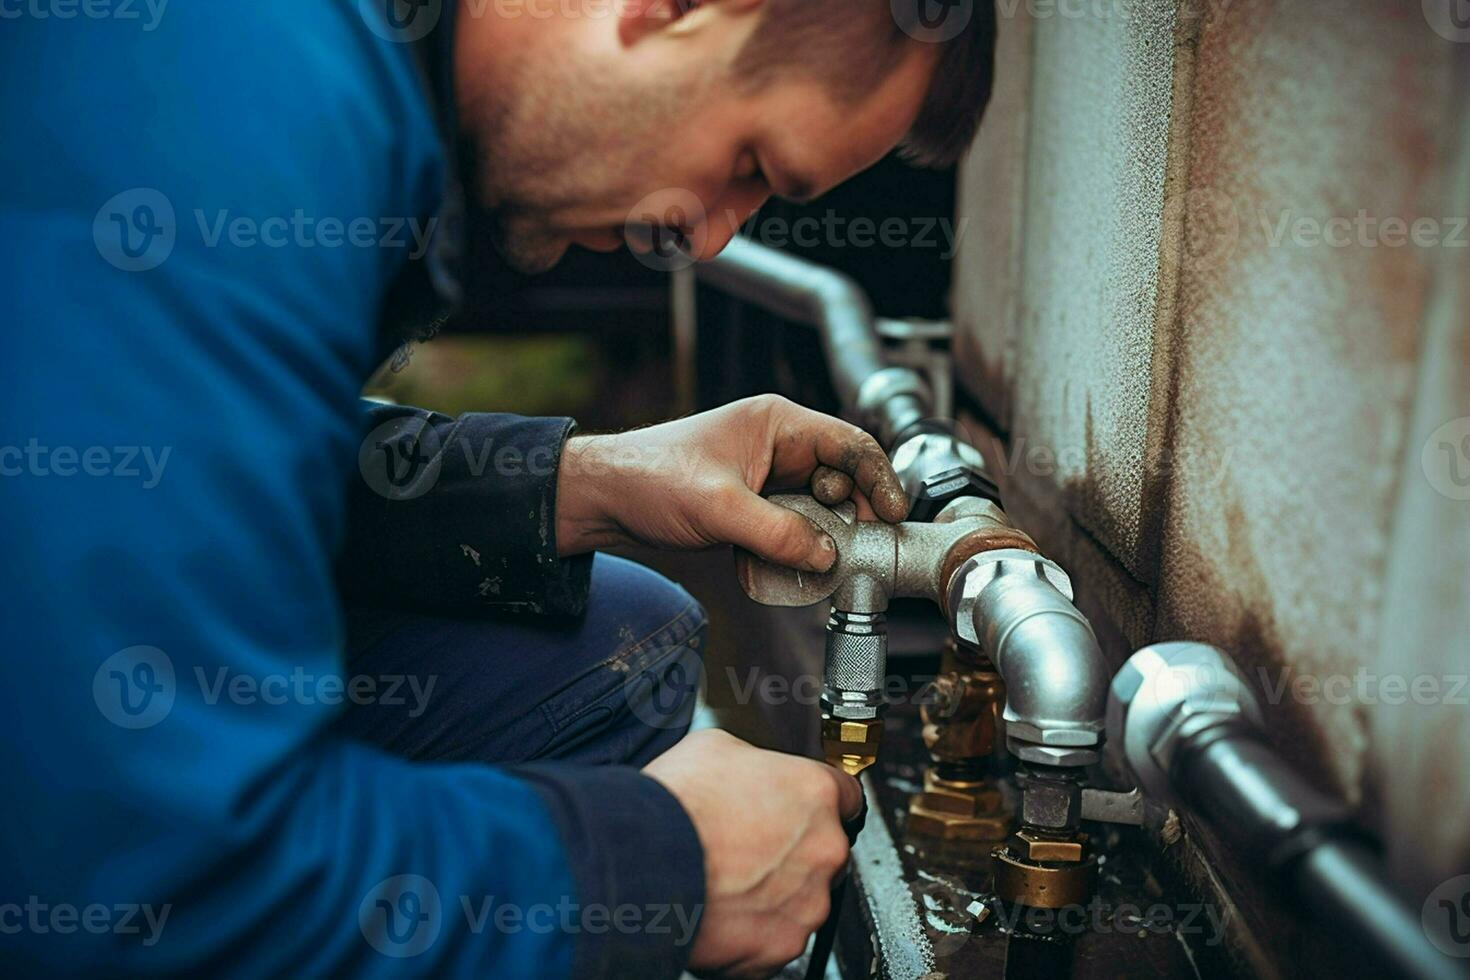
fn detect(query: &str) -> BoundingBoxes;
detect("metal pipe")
[1109,643,1465,980]
[1174,730,1462,980]
[696,238,931,447]
[1293,840,1462,980]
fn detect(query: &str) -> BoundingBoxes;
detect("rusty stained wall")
[952,0,1470,957]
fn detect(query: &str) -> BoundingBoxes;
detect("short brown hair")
[733,0,998,168]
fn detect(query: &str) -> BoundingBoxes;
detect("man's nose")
[692,188,771,262]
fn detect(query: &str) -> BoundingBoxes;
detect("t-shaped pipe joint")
[735,495,1108,771]
[737,495,1022,723]
[736,494,1036,772]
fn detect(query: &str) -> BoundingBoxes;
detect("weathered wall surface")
[952,0,1470,954]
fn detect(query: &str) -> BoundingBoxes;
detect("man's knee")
[547,555,707,766]
[599,558,707,755]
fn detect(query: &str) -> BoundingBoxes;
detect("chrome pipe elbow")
[948,550,1109,766]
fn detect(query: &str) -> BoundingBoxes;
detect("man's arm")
[338,392,912,620]
[339,403,592,616]
[0,8,701,977]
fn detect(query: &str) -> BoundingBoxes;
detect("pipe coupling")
[1105,642,1265,806]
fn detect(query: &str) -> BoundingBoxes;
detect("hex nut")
[1007,739,1100,768]
[948,551,1073,648]
[907,804,1012,842]
[1017,774,1082,830]
[821,717,884,776]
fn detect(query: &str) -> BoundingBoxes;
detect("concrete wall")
[952,0,1470,963]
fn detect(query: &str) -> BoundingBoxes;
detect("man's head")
[454,0,995,273]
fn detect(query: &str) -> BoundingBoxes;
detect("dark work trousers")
[334,554,708,769]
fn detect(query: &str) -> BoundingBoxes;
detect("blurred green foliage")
[365,335,599,419]
[363,332,674,431]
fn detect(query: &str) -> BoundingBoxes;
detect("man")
[0,1,993,977]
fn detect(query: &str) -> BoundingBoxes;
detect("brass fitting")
[920,656,1005,762]
[991,831,1098,909]
[907,640,1013,840]
[822,716,884,776]
[906,770,1011,841]
[1012,828,1087,863]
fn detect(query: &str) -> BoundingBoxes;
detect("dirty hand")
[643,729,864,979]
[556,394,910,571]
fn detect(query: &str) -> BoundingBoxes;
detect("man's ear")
[617,0,765,47]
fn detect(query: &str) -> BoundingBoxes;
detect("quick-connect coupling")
[821,609,887,720]
[820,611,888,775]
[947,550,1109,767]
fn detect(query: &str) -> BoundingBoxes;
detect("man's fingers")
[817,431,909,523]
[825,766,865,823]
[720,491,837,572]
[810,465,854,505]
[780,410,909,523]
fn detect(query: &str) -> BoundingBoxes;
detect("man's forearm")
[341,402,593,616]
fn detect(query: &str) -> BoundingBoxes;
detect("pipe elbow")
[950,552,1109,766]
[996,601,1109,763]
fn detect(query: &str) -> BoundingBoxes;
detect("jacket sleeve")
[340,402,593,618]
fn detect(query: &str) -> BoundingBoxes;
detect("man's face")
[455,2,940,274]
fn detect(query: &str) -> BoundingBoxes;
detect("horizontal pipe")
[1176,731,1462,980]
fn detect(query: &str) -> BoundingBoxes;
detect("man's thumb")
[728,494,838,573]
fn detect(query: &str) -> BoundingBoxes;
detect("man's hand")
[643,729,864,979]
[556,395,910,571]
